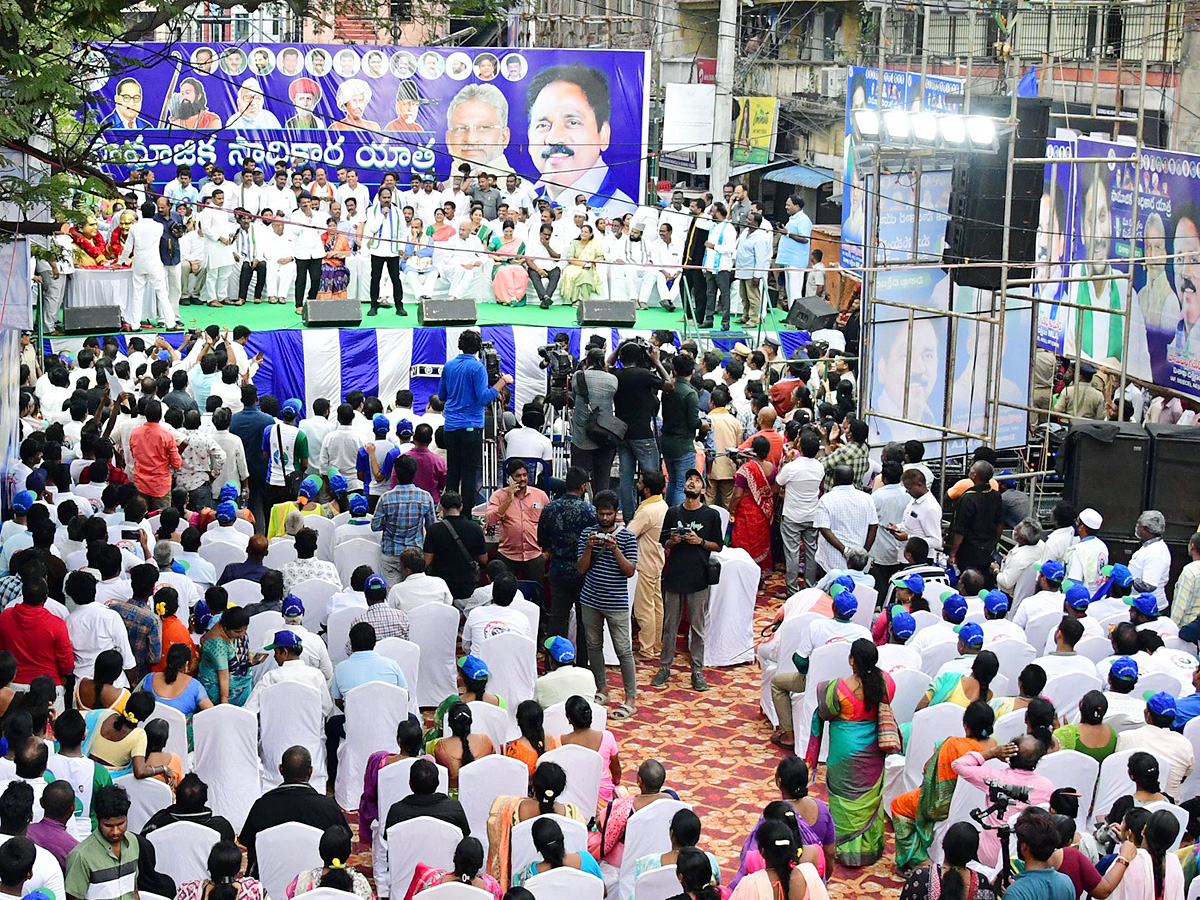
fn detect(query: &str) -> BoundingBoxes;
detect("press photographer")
[570,346,619,493]
[609,335,672,522]
[538,332,576,410]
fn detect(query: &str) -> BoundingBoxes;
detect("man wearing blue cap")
[1102,656,1148,733]
[1013,560,1066,629]
[936,621,985,678]
[244,630,334,719]
[333,494,375,548]
[201,501,251,552]
[1035,583,1102,655]
[357,415,398,501]
[263,399,309,511]
[533,637,595,709]
[279,594,333,684]
[1117,690,1194,796]
[980,590,1026,644]
[908,591,970,656]
[1126,591,1180,639]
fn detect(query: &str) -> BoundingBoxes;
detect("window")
[390,0,412,20]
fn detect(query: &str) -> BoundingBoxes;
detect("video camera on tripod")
[969,780,1032,890]
[537,344,574,409]
[481,340,502,384]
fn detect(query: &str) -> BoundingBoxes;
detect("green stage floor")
[169,298,796,333]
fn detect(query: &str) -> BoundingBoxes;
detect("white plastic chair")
[248,610,285,652]
[849,584,879,631]
[989,640,1037,690]
[376,637,422,717]
[386,817,461,900]
[526,867,604,900]
[1179,717,1200,800]
[223,577,263,606]
[543,699,607,739]
[633,865,680,900]
[305,514,338,561]
[290,579,339,629]
[511,596,542,643]
[231,517,253,536]
[147,703,190,773]
[1145,800,1190,851]
[264,540,298,569]
[792,641,854,761]
[416,886,494,900]
[901,704,967,793]
[336,680,408,811]
[1035,750,1099,835]
[442,701,517,752]
[408,602,461,708]
[918,638,961,678]
[618,800,692,900]
[113,773,172,833]
[1093,749,1174,820]
[458,755,528,861]
[325,605,362,667]
[192,704,262,833]
[1043,671,1102,724]
[198,541,245,576]
[259,680,327,792]
[539,744,603,813]
[257,822,323,900]
[336,538,383,587]
[889,667,933,726]
[759,612,819,725]
[511,813,589,875]
[1140,671,1183,696]
[992,709,1028,745]
[1075,635,1112,663]
[478,633,538,710]
[911,610,943,633]
[331,511,351,527]
[146,821,221,887]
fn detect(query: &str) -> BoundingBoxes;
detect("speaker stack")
[63,306,122,334]
[303,299,362,327]
[576,299,637,327]
[786,295,838,331]
[1060,422,1150,537]
[1146,425,1200,542]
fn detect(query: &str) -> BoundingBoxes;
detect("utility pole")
[709,0,737,189]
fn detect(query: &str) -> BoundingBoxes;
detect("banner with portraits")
[88,42,650,216]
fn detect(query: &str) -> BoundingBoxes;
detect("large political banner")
[88,43,650,215]
[1034,139,1076,353]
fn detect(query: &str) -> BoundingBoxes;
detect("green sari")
[893,735,982,868]
[806,675,894,867]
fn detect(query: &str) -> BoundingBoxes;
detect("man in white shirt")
[1127,592,1180,639]
[178,210,207,305]
[1101,656,1149,734]
[979,590,1027,644]
[700,202,737,331]
[199,502,250,550]
[776,431,824,595]
[118,202,174,329]
[387,548,453,612]
[335,168,371,213]
[643,222,682,312]
[908,592,970,657]
[1065,508,1109,592]
[996,519,1045,598]
[1013,560,1067,629]
[1037,616,1101,681]
[443,220,485,302]
[813,465,878,577]
[933,621,986,679]
[460,574,532,652]
[1040,502,1078,564]
[889,468,944,556]
[318,404,365,492]
[1129,510,1172,610]
[735,212,772,327]
[277,595,333,684]
[1116,691,1195,797]
[64,571,136,686]
[261,170,298,216]
[198,189,235,308]
[244,630,333,719]
[289,194,324,311]
[502,404,553,470]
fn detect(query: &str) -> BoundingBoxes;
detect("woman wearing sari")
[730,435,775,572]
[805,639,896,868]
[426,208,457,242]
[489,220,529,306]
[899,823,998,900]
[197,607,255,706]
[85,691,173,785]
[730,820,827,900]
[893,701,997,870]
[410,837,502,900]
[470,208,493,248]
[1108,808,1183,900]
[316,218,351,299]
[916,649,999,712]
[403,219,439,301]
[486,762,586,888]
[559,224,603,304]
[593,759,680,868]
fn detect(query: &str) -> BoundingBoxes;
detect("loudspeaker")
[1147,424,1200,542]
[417,298,477,326]
[576,299,637,327]
[943,97,1052,290]
[1061,422,1149,535]
[303,299,361,327]
[786,295,838,331]
[62,306,122,335]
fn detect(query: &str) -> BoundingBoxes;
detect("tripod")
[970,792,1020,891]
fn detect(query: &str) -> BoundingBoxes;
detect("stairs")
[333,17,379,41]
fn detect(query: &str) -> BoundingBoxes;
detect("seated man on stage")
[442,219,486,303]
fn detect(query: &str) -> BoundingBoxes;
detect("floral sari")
[892,735,983,868]
[732,459,774,571]
[407,864,502,900]
[486,796,587,888]
[806,674,895,867]
[317,231,351,299]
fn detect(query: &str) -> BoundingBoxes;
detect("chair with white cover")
[372,760,450,894]
[633,865,680,900]
[331,511,351,527]
[222,577,263,606]
[264,540,298,569]
[386,817,461,900]
[1022,612,1061,656]
[1012,563,1040,608]
[376,637,422,717]
[899,704,967,794]
[918,639,961,678]
[416,886,494,900]
[759,613,819,724]
[247,610,285,653]
[1093,749,1174,820]
[1075,635,1112,663]
[618,800,692,900]
[336,680,408,811]
[409,602,461,708]
[293,891,362,900]
[1043,672,1102,724]
[304,513,338,561]
[325,606,362,667]
[1139,671,1182,696]
[478,633,538,709]
[257,822,323,900]
[792,642,854,762]
[1035,750,1099,835]
[458,754,529,860]
[146,821,221,887]
[1145,800,1190,851]
[1178,717,1200,800]
[991,709,1028,745]
[511,814,589,876]
[911,610,943,633]
[512,596,542,643]
[198,541,245,576]
[543,699,607,740]
[147,703,190,774]
[714,505,730,534]
[849,585,879,631]
[526,867,604,900]
[442,701,517,751]
[112,773,172,832]
[889,667,933,726]
[259,681,327,791]
[192,704,262,833]
[539,745,603,813]
[336,539,382,587]
[989,641,1037,689]
[291,579,340,630]
[230,517,253,536]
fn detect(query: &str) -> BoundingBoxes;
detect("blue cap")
[543,636,576,664]
[329,473,348,495]
[24,469,46,494]
[458,654,489,680]
[364,574,387,594]
[1103,563,1135,588]
[372,413,390,435]
[1064,583,1092,610]
[999,470,1018,490]
[264,630,302,650]
[219,482,239,503]
[1125,592,1159,617]
[983,590,1010,615]
[11,491,34,513]
[349,493,369,515]
[282,594,304,618]
[1035,560,1066,583]
[956,621,984,647]
[832,589,858,620]
[282,398,303,417]
[216,501,237,523]
[1144,691,1177,717]
[830,575,857,596]
[1110,656,1139,682]
[157,350,171,361]
[890,606,917,640]
[942,592,968,623]
[193,598,211,628]
[892,572,925,595]
[396,417,414,437]
[298,476,321,499]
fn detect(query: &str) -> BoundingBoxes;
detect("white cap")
[571,205,588,219]
[1078,507,1103,530]
[732,342,751,357]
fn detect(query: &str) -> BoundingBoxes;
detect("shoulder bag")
[442,519,481,588]
[574,371,626,448]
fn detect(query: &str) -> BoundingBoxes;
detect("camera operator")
[435,329,511,505]
[609,337,673,522]
[537,332,576,411]
[570,346,618,493]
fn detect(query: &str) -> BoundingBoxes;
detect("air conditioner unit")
[820,67,848,98]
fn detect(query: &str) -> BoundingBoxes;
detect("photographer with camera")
[570,347,618,494]
[537,333,576,411]
[609,337,672,522]
[435,330,511,506]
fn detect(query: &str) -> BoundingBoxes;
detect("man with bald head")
[1170,207,1200,361]
[950,460,1004,586]
[737,407,783,467]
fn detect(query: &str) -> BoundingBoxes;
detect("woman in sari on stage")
[316,217,351,300]
[730,435,775,572]
[489,220,529,306]
[426,207,457,242]
[559,224,603,304]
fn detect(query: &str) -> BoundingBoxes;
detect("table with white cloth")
[705,546,761,666]
[69,267,134,308]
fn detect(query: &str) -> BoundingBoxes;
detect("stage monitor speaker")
[418,298,478,326]
[1061,422,1149,535]
[786,295,838,331]
[303,299,362,327]
[577,299,637,327]
[1146,424,1200,542]
[62,306,122,335]
[943,97,1052,290]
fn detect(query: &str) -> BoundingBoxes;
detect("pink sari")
[730,864,828,900]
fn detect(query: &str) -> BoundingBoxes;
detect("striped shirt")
[65,832,139,900]
[577,525,638,611]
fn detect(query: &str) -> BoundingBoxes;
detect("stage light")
[966,115,999,151]
[939,115,968,146]
[911,111,939,145]
[851,108,882,142]
[882,108,912,143]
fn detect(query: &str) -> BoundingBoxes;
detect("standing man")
[436,330,511,506]
[775,430,824,595]
[289,193,323,312]
[371,455,436,586]
[153,196,183,327]
[263,398,308,511]
[198,188,234,309]
[775,195,812,310]
[949,460,1005,585]
[701,202,737,331]
[704,386,743,510]
[680,198,709,325]
[484,459,549,583]
[735,212,771,328]
[888,467,944,556]
[1064,507,1109,593]
[118,202,172,330]
[365,187,406,317]
[229,385,275,529]
[628,470,668,660]
[610,339,670,522]
[654,468,723,691]
[538,467,597,662]
[660,354,703,507]
[727,183,750,228]
[1129,510,1171,610]
[868,461,911,594]
[814,465,878,580]
[128,400,181,511]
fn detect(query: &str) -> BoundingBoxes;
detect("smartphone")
[121,529,140,541]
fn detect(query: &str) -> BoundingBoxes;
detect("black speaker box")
[1061,422,1149,535]
[418,298,478,326]
[576,299,637,327]
[943,97,1052,290]
[1147,424,1200,542]
[303,299,361,327]
[786,295,838,331]
[62,306,122,335]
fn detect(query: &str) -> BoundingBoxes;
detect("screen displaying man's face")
[528,79,609,187]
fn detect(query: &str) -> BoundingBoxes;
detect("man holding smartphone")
[485,459,549,583]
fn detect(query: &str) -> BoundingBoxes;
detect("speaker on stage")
[62,306,122,335]
[786,295,837,331]
[943,97,1051,290]
[418,298,477,326]
[577,299,637,327]
[303,299,362,327]
[1060,422,1149,536]
[1147,424,1200,542]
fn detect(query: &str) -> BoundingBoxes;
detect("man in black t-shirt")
[610,339,674,522]
[422,490,487,600]
[655,468,723,692]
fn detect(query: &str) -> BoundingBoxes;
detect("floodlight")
[966,116,999,151]
[882,108,912,143]
[911,111,939,145]
[851,108,882,142]
[939,115,968,146]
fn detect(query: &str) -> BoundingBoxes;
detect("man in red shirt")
[0,576,73,701]
[738,406,785,467]
[128,399,182,510]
